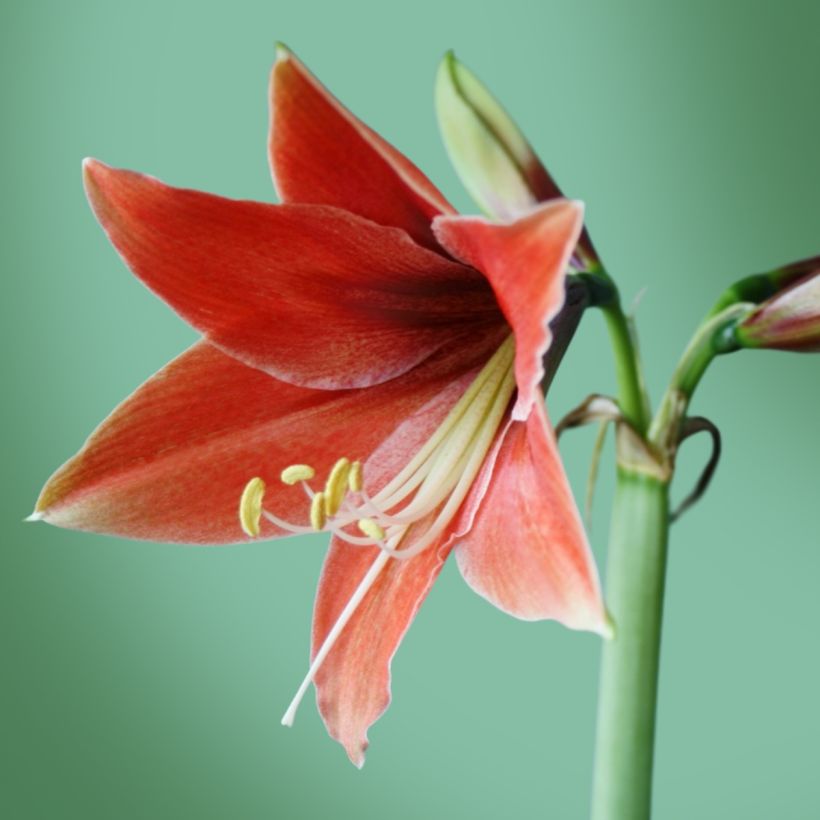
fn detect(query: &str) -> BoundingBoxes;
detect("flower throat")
[238,335,516,727]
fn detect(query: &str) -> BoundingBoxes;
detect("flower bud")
[435,51,597,266]
[435,51,559,220]
[735,269,820,352]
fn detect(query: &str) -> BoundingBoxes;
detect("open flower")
[33,47,607,766]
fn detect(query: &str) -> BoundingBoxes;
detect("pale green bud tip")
[274,41,293,61]
[435,50,548,220]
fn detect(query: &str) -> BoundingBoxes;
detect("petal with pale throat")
[35,334,504,544]
[434,200,584,419]
[455,400,608,634]
[310,375,484,766]
[269,45,454,250]
[83,160,499,391]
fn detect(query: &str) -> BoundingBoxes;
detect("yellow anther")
[239,477,266,538]
[281,464,316,485]
[310,492,327,531]
[357,518,386,541]
[324,457,351,516]
[348,460,363,493]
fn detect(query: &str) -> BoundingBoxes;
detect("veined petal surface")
[455,401,607,634]
[84,161,499,390]
[311,374,490,766]
[36,334,505,543]
[270,45,455,250]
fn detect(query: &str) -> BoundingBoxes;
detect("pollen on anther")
[281,464,316,485]
[324,457,351,516]
[357,518,386,541]
[310,492,327,531]
[348,460,363,493]
[239,477,266,537]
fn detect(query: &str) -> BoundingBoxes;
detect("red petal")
[36,333,505,543]
[83,160,499,390]
[269,46,455,250]
[454,400,607,633]
[433,200,584,419]
[310,375,479,766]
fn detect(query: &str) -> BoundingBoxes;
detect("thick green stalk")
[590,470,670,820]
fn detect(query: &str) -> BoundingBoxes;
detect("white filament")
[276,335,517,727]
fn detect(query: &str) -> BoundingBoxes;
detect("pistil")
[238,335,517,726]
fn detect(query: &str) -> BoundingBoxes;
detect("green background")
[3,1,819,817]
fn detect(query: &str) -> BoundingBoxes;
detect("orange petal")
[83,160,497,391]
[35,334,504,544]
[310,375,483,766]
[433,200,584,419]
[269,45,455,250]
[455,400,608,633]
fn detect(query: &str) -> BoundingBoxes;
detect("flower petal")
[310,375,479,766]
[35,333,505,543]
[83,160,499,390]
[269,45,455,250]
[433,200,584,419]
[455,400,608,634]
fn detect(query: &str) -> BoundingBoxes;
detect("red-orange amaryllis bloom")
[33,47,608,766]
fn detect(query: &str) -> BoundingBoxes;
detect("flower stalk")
[591,469,670,820]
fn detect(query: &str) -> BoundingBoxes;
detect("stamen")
[348,461,363,493]
[281,464,315,485]
[323,458,351,516]
[357,518,386,541]
[239,477,266,537]
[310,492,327,531]
[261,510,314,535]
[258,335,520,727]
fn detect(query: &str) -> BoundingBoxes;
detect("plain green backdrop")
[3,1,819,818]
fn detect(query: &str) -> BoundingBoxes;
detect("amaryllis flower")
[33,46,607,766]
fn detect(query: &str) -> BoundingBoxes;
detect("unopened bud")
[735,270,820,352]
[435,52,596,265]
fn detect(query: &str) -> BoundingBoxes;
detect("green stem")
[590,471,670,820]
[648,303,753,450]
[577,268,649,434]
[602,303,650,433]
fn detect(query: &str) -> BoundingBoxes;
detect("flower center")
[238,335,516,726]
